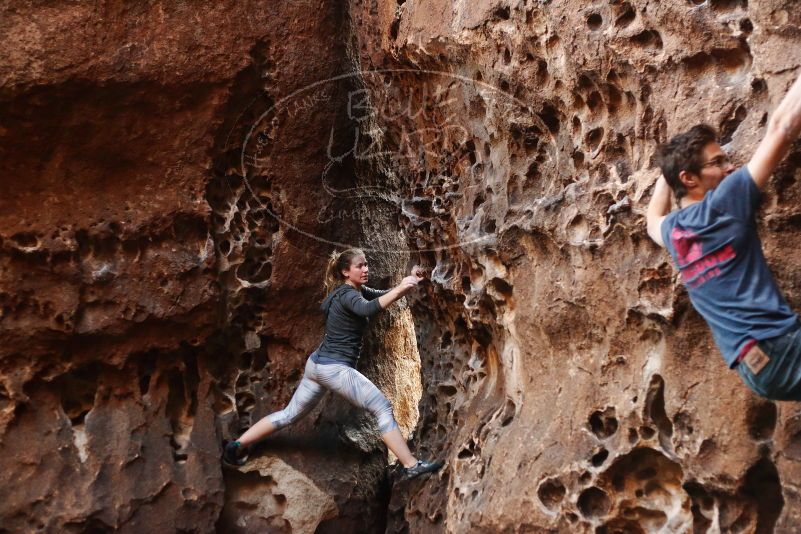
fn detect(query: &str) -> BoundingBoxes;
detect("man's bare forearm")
[748,71,801,187]
[646,176,671,246]
[770,71,801,143]
[647,176,672,218]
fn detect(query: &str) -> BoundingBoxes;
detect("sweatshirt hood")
[321,284,354,316]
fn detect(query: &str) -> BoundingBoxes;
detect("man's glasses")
[701,154,731,169]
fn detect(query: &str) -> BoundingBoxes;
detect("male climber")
[646,71,801,400]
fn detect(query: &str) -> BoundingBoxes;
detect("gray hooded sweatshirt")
[313,284,390,367]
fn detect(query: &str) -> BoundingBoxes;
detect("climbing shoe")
[222,440,248,467]
[402,459,444,481]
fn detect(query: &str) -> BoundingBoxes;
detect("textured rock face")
[2,0,801,533]
[0,1,418,532]
[345,0,801,532]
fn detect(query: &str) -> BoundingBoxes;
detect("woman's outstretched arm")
[376,277,417,309]
[377,267,425,309]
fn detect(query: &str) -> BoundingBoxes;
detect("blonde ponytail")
[323,248,365,296]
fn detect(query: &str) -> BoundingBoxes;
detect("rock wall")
[346,0,801,532]
[2,0,801,532]
[0,1,420,532]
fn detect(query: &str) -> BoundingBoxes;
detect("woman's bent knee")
[373,399,398,434]
[267,410,298,430]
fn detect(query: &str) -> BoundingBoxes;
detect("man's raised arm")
[646,176,671,247]
[748,72,801,189]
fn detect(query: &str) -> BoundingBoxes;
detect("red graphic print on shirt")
[670,227,736,288]
[671,228,703,264]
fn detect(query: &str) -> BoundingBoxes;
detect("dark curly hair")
[654,124,718,200]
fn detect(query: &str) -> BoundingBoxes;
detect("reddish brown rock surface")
[345,0,801,532]
[2,0,801,532]
[1,1,417,532]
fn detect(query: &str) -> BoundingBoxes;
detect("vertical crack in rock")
[643,374,674,453]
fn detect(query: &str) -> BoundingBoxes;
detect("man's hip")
[736,322,801,400]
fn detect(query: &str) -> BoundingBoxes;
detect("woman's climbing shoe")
[402,459,444,481]
[222,440,249,467]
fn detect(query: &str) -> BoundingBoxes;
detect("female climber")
[223,248,443,481]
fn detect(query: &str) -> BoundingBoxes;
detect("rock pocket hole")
[615,5,636,27]
[138,353,157,397]
[578,487,611,518]
[606,85,623,113]
[589,406,619,439]
[166,361,199,461]
[630,29,663,50]
[587,91,603,111]
[57,365,99,426]
[539,103,561,134]
[438,384,458,397]
[746,399,777,440]
[644,374,673,448]
[639,425,656,439]
[740,17,753,34]
[10,232,39,249]
[488,277,513,299]
[572,150,585,168]
[586,127,604,151]
[710,0,747,11]
[536,59,549,84]
[591,447,609,467]
[496,398,517,427]
[742,457,783,532]
[720,104,748,144]
[458,447,474,459]
[537,477,566,511]
[684,481,716,532]
[236,391,255,414]
[466,140,477,165]
[493,5,511,20]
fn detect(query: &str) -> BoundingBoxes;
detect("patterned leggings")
[267,354,398,434]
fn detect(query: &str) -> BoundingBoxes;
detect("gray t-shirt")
[313,284,390,367]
